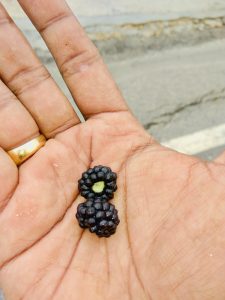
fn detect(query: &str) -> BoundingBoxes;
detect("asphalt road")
[44,38,225,160]
[3,0,225,22]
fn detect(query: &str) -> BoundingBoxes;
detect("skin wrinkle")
[0,185,80,270]
[85,108,130,120]
[0,151,19,213]
[184,160,202,188]
[46,116,79,138]
[12,72,51,98]
[38,11,72,34]
[89,119,142,163]
[43,137,86,207]
[0,180,18,213]
[170,290,180,300]
[88,111,135,130]
[45,150,69,211]
[55,126,90,169]
[0,93,41,150]
[89,130,94,164]
[204,162,222,185]
[127,262,133,300]
[5,65,50,93]
[123,163,152,300]
[126,148,156,178]
[0,13,13,26]
[104,239,110,286]
[4,204,85,299]
[113,250,130,298]
[146,169,198,273]
[154,171,225,295]
[148,160,202,253]
[118,142,156,176]
[60,50,101,79]
[156,220,193,279]
[37,13,101,78]
[19,264,50,300]
[0,92,18,109]
[120,149,196,298]
[50,231,84,300]
[170,257,204,294]
[149,183,188,249]
[18,230,84,300]
[161,213,224,283]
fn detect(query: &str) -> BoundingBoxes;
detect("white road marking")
[162,123,225,154]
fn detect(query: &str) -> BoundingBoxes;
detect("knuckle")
[38,12,71,33]
[46,116,78,138]
[0,16,12,26]
[0,9,13,27]
[60,49,101,78]
[7,65,51,96]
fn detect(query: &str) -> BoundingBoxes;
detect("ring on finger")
[7,135,46,166]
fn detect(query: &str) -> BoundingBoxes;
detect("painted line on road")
[162,123,225,155]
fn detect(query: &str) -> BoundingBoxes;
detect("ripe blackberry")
[76,199,120,238]
[78,165,117,201]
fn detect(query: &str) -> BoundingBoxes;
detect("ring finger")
[0,4,80,139]
[0,80,39,150]
[0,79,36,204]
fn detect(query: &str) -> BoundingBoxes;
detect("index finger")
[18,0,129,118]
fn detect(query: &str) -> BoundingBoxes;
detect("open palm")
[1,1,225,300]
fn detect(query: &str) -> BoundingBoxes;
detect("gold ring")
[7,135,46,166]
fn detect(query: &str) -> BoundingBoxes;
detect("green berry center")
[92,181,105,193]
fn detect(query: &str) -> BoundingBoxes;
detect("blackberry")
[76,199,120,238]
[78,165,117,201]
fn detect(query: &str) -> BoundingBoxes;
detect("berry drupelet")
[76,199,120,238]
[78,165,117,202]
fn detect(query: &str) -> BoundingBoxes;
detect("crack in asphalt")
[144,87,225,130]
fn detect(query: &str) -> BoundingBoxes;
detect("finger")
[0,148,18,212]
[18,0,128,118]
[214,152,225,165]
[0,80,40,150]
[0,4,80,138]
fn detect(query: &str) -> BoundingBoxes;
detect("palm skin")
[1,109,225,300]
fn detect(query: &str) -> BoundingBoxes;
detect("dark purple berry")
[78,165,118,202]
[76,200,120,238]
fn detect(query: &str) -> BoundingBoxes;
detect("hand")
[0,1,225,299]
